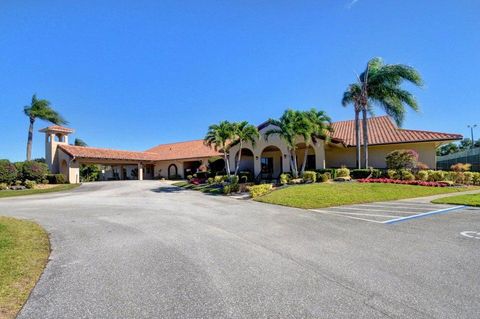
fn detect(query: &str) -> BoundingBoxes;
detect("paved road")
[1,181,479,318]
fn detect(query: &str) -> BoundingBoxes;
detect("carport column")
[138,163,143,181]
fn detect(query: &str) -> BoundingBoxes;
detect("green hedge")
[247,184,273,198]
[350,169,382,179]
[46,174,67,184]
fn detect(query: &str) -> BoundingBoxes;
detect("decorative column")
[138,163,143,181]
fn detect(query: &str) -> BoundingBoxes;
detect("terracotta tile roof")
[331,116,462,146]
[146,140,221,161]
[39,125,74,133]
[58,144,159,161]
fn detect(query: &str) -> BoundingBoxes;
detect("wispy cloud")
[346,0,360,9]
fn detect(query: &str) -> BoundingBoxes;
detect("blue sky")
[1,0,479,161]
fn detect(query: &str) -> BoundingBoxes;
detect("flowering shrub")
[357,178,451,187]
[0,160,18,184]
[450,163,471,172]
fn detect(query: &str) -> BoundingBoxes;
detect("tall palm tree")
[24,94,67,161]
[342,84,362,168]
[232,121,259,176]
[300,109,333,174]
[74,138,88,147]
[265,109,303,178]
[343,58,423,168]
[204,121,235,178]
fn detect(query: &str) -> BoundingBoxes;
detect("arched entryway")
[260,146,283,179]
[295,143,316,171]
[60,159,68,179]
[168,164,178,179]
[234,148,254,173]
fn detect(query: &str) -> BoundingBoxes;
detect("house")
[40,116,461,183]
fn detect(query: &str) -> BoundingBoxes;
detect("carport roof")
[58,144,160,161]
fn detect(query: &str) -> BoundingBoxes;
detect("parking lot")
[310,200,468,224]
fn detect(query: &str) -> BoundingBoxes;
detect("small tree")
[0,160,18,184]
[232,121,259,176]
[204,121,235,178]
[385,149,418,170]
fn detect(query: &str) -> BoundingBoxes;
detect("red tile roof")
[39,125,74,134]
[145,140,221,161]
[331,116,462,146]
[58,144,159,161]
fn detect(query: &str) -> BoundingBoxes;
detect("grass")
[171,181,223,194]
[432,193,480,207]
[255,182,479,209]
[0,217,50,319]
[0,184,80,199]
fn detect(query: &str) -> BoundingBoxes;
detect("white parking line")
[310,210,386,223]
[327,206,416,214]
[383,206,466,224]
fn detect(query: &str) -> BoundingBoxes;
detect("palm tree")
[299,109,332,174]
[232,121,259,176]
[74,138,88,147]
[265,109,303,178]
[204,121,235,178]
[342,84,362,168]
[24,94,67,161]
[343,58,423,168]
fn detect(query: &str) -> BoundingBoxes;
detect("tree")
[74,138,88,147]
[437,143,459,156]
[265,109,304,178]
[232,121,259,176]
[24,94,67,161]
[342,84,363,168]
[204,121,235,178]
[300,109,332,174]
[343,58,423,168]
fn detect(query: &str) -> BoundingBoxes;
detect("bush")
[472,173,480,186]
[46,174,67,184]
[0,160,18,184]
[336,167,350,178]
[386,149,418,170]
[316,169,337,179]
[279,173,291,185]
[398,169,415,181]
[428,170,445,182]
[238,171,253,183]
[21,161,48,182]
[230,175,239,184]
[247,184,273,198]
[318,173,330,183]
[450,163,471,172]
[214,175,225,184]
[416,170,429,181]
[350,169,381,179]
[207,177,214,184]
[24,180,36,189]
[0,183,8,190]
[223,182,240,195]
[464,172,474,185]
[186,175,193,180]
[302,171,317,183]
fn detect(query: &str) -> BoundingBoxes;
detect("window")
[261,157,273,174]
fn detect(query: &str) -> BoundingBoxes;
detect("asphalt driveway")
[1,181,479,318]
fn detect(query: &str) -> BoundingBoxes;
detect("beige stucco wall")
[325,142,438,169]
[154,157,210,179]
[57,149,80,183]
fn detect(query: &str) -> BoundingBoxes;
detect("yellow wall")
[325,142,438,169]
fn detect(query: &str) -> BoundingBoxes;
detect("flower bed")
[357,178,451,187]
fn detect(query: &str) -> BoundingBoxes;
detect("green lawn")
[255,183,478,209]
[432,193,480,207]
[0,184,80,199]
[0,217,50,319]
[171,181,223,194]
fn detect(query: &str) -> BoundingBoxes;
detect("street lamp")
[467,124,478,149]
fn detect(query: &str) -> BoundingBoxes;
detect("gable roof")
[145,140,221,161]
[331,116,462,147]
[58,144,159,161]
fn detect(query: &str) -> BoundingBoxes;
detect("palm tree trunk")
[223,145,231,178]
[354,109,361,169]
[26,117,34,161]
[292,149,299,178]
[362,108,369,168]
[235,141,243,176]
[300,146,309,175]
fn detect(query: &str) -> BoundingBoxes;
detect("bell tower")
[39,125,74,173]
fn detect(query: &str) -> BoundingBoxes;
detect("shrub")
[350,169,381,179]
[416,162,429,170]
[318,173,330,183]
[398,169,415,181]
[247,184,273,198]
[207,177,214,184]
[214,175,225,184]
[230,175,239,184]
[186,175,193,180]
[463,172,473,185]
[0,183,8,190]
[0,160,18,184]
[279,173,291,185]
[416,170,429,181]
[223,182,240,194]
[451,163,471,172]
[15,180,22,186]
[357,178,450,187]
[302,171,317,183]
[336,167,350,178]
[386,149,418,170]
[387,169,397,179]
[24,180,36,189]
[238,171,253,183]
[46,174,67,184]
[21,161,49,182]
[472,172,480,186]
[428,170,445,182]
[316,169,337,179]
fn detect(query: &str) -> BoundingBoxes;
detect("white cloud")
[346,0,360,9]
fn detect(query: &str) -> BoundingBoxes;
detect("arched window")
[168,164,178,178]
